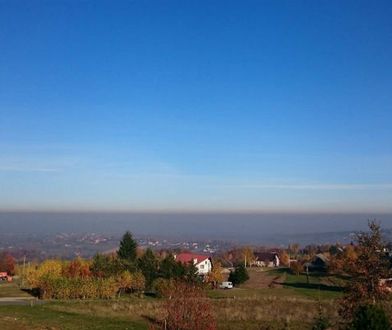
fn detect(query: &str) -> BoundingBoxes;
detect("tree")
[350,304,390,330]
[153,278,176,298]
[62,257,91,278]
[159,254,184,279]
[90,253,127,277]
[163,281,216,330]
[183,261,199,283]
[207,261,224,288]
[279,251,290,267]
[138,248,159,290]
[130,272,145,294]
[116,271,132,297]
[228,264,249,286]
[290,261,303,276]
[242,247,254,267]
[117,231,137,263]
[0,252,15,275]
[288,243,300,258]
[340,220,392,320]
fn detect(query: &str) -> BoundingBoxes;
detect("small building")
[252,252,280,267]
[306,253,329,272]
[174,253,212,275]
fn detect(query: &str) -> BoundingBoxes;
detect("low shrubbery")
[24,258,145,299]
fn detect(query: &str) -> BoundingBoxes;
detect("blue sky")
[1,0,392,212]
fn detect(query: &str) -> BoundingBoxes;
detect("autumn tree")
[288,243,300,259]
[340,220,392,321]
[116,271,132,297]
[130,272,145,294]
[207,261,224,288]
[289,261,303,276]
[163,281,216,330]
[62,257,91,278]
[118,231,138,263]
[242,247,254,267]
[0,252,15,275]
[279,251,290,267]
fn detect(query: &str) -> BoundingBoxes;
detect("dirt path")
[241,268,285,289]
[0,297,40,305]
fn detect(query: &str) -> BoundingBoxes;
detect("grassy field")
[0,282,33,298]
[0,268,346,329]
[265,268,346,299]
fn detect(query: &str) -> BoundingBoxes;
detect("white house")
[252,252,280,267]
[174,253,212,275]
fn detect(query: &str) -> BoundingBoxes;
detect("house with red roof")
[174,253,212,275]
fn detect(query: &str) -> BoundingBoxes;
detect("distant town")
[0,231,234,260]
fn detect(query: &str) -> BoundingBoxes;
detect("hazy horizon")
[2,210,392,244]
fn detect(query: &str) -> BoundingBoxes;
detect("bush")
[350,305,390,330]
[312,315,330,330]
[228,264,249,286]
[290,261,303,275]
[164,281,216,330]
[153,278,176,298]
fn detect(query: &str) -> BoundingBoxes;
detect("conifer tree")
[117,231,137,263]
[138,248,159,289]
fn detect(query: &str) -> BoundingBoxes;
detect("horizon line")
[1,207,391,215]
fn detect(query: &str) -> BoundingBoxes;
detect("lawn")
[0,303,148,330]
[265,268,346,299]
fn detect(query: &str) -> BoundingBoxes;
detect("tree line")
[22,231,223,299]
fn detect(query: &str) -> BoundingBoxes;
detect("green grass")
[266,268,345,299]
[0,302,148,330]
[0,282,33,298]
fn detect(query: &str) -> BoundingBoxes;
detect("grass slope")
[0,303,147,330]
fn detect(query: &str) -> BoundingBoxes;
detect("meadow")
[0,268,346,329]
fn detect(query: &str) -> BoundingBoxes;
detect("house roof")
[254,252,278,262]
[175,253,209,264]
[314,253,329,263]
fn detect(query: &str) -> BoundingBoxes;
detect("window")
[200,265,204,269]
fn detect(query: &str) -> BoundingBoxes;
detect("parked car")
[0,272,12,282]
[219,281,233,289]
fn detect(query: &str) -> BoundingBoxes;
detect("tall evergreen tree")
[160,254,184,279]
[117,231,138,263]
[228,264,249,285]
[138,248,159,289]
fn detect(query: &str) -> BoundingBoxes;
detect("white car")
[219,281,233,289]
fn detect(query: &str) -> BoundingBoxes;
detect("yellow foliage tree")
[25,259,63,288]
[116,271,133,297]
[130,272,145,293]
[242,247,254,267]
[207,261,224,288]
[279,251,290,266]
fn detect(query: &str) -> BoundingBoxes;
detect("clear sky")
[1,0,391,212]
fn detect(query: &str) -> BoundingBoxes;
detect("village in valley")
[1,0,391,329]
[1,220,391,329]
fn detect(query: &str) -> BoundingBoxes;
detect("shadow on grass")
[282,282,344,292]
[22,288,40,297]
